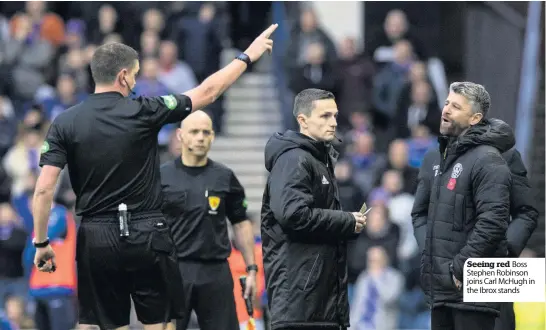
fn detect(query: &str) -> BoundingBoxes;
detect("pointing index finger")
[261,23,279,38]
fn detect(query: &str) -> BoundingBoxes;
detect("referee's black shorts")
[76,211,183,329]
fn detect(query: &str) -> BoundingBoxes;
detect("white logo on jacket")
[321,175,329,185]
[433,165,440,177]
[451,163,463,178]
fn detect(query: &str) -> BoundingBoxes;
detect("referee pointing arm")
[31,24,277,330]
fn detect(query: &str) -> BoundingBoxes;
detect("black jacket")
[261,131,356,329]
[502,147,539,257]
[412,118,514,315]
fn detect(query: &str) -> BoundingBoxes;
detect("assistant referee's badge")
[161,95,178,110]
[40,141,49,154]
[208,196,221,215]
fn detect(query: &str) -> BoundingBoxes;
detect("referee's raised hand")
[244,23,278,62]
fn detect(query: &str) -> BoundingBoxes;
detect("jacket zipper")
[303,254,320,291]
[429,149,447,308]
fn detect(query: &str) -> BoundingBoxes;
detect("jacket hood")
[264,130,331,172]
[442,118,515,155]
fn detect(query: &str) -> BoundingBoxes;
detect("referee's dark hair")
[293,88,335,118]
[90,42,139,85]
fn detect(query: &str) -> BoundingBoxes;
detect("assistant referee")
[31,24,278,330]
[161,111,257,330]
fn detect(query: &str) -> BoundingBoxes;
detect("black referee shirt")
[160,157,248,261]
[39,92,192,217]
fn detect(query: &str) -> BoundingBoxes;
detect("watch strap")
[33,238,50,248]
[236,53,252,66]
[246,264,258,273]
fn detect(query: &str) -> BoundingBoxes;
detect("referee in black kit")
[161,111,257,330]
[31,24,278,330]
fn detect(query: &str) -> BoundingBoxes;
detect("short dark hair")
[90,43,139,85]
[449,82,491,118]
[293,88,335,118]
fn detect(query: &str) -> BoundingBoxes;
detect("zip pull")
[205,189,208,197]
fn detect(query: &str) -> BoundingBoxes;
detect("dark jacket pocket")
[300,253,321,291]
[150,227,175,254]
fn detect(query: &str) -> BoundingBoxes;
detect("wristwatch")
[33,238,50,248]
[246,264,258,273]
[235,53,252,66]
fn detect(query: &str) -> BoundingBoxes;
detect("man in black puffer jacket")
[261,88,367,330]
[411,82,513,330]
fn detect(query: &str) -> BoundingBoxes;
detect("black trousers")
[35,295,78,330]
[494,302,516,330]
[175,260,239,330]
[432,306,497,330]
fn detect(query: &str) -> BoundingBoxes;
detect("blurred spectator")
[349,246,404,330]
[58,48,91,93]
[368,170,403,205]
[372,39,414,125]
[157,40,198,95]
[0,14,9,42]
[16,194,78,330]
[397,254,431,329]
[346,132,387,199]
[380,139,418,194]
[134,57,171,97]
[395,79,441,139]
[10,1,65,47]
[288,42,339,99]
[367,9,428,64]
[21,104,47,131]
[3,295,34,329]
[2,125,44,197]
[334,160,365,212]
[336,37,376,130]
[134,57,176,147]
[285,8,337,71]
[63,19,86,50]
[397,61,437,109]
[0,203,28,305]
[42,74,87,121]
[340,112,373,155]
[140,30,160,58]
[348,205,401,293]
[142,8,166,38]
[172,3,222,83]
[88,4,119,46]
[406,125,438,169]
[103,32,123,45]
[170,3,225,133]
[0,97,17,159]
[4,14,54,102]
[160,130,182,164]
